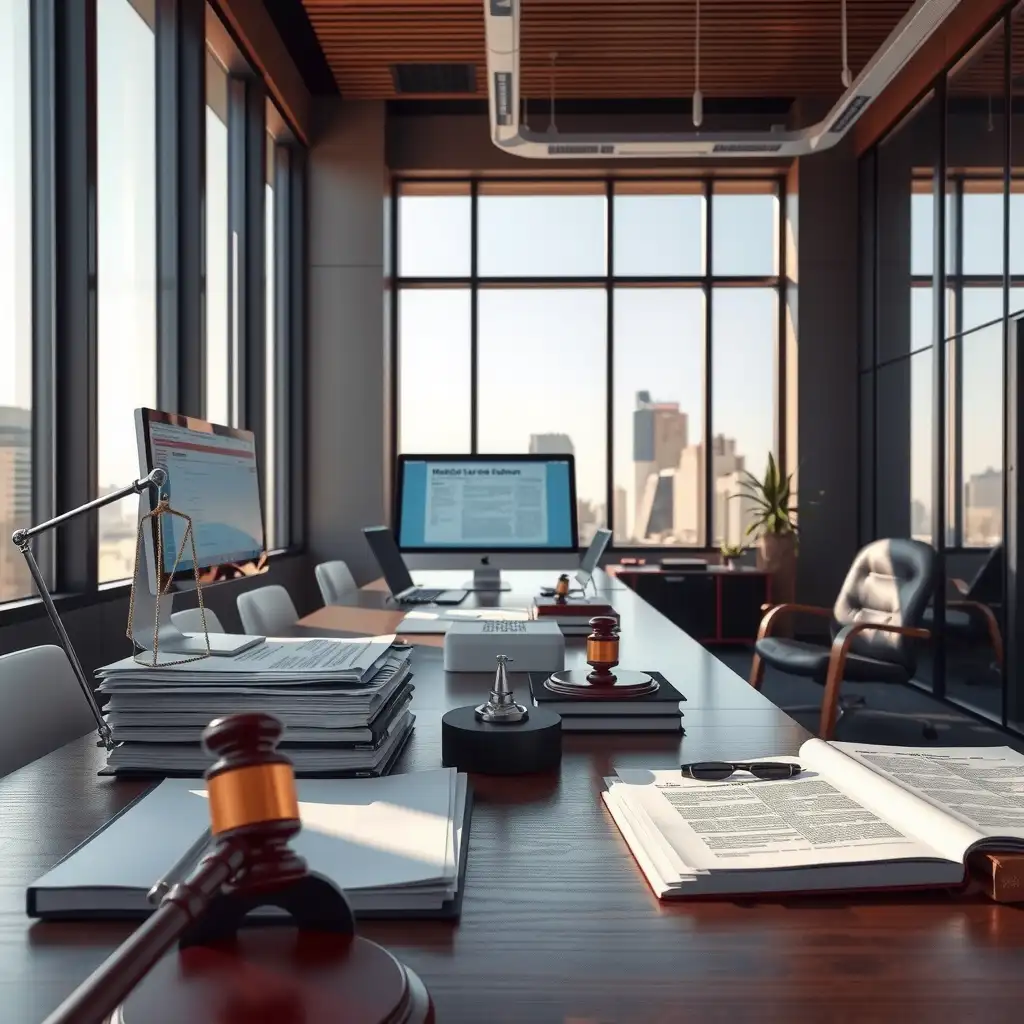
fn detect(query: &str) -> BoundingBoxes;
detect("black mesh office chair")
[749,538,936,739]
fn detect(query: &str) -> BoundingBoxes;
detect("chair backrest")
[0,646,98,777]
[969,543,1003,604]
[831,538,936,670]
[236,585,299,636]
[315,560,356,606]
[170,607,225,635]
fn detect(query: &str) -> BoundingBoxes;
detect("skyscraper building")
[0,406,32,602]
[632,391,688,541]
[613,485,629,543]
[528,433,574,456]
[675,434,747,546]
[964,468,1002,546]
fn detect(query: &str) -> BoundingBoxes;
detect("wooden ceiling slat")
[302,0,919,100]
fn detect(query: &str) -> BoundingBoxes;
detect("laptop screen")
[363,527,415,595]
[577,527,612,586]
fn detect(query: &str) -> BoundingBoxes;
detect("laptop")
[362,526,468,606]
[575,527,613,593]
[539,527,613,598]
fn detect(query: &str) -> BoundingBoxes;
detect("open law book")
[603,741,1024,898]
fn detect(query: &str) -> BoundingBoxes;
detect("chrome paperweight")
[442,655,562,776]
[474,655,529,723]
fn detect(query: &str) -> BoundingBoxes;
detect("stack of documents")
[28,767,470,920]
[604,740,1024,899]
[97,637,415,776]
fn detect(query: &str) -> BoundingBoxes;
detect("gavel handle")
[41,841,245,1024]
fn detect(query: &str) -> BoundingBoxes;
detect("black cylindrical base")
[441,705,561,776]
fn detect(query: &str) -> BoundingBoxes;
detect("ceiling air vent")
[392,64,477,95]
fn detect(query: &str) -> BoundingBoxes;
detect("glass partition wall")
[859,3,1024,732]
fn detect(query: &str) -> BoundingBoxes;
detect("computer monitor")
[133,408,267,656]
[394,454,580,591]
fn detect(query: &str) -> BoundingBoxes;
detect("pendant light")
[841,0,852,88]
[693,0,703,127]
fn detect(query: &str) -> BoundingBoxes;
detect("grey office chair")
[0,646,99,777]
[749,538,936,739]
[315,560,357,606]
[236,585,299,637]
[170,607,225,635]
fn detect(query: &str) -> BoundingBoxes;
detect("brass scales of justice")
[126,490,213,667]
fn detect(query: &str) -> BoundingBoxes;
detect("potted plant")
[735,453,798,606]
[719,543,743,570]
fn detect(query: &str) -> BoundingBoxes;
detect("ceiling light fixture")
[484,0,964,159]
[692,0,703,128]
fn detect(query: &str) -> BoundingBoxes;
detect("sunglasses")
[680,761,804,781]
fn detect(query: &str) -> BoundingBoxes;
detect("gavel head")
[202,713,301,846]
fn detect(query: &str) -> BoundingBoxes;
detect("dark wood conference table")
[4,570,1024,1022]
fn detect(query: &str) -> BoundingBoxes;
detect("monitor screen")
[136,409,267,583]
[395,455,578,551]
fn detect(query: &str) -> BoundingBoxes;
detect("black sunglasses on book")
[680,761,803,781]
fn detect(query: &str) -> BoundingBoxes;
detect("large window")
[394,180,785,549]
[0,0,305,615]
[265,134,277,550]
[0,0,32,602]
[96,0,157,583]
[206,51,230,426]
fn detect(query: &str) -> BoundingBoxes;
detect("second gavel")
[42,713,432,1024]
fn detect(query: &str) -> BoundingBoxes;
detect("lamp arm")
[11,468,166,548]
[9,467,167,751]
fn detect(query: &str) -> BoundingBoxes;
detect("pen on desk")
[146,828,212,905]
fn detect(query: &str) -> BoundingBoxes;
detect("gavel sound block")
[43,713,433,1024]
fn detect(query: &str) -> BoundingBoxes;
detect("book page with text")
[799,739,982,863]
[830,742,1024,844]
[614,763,946,873]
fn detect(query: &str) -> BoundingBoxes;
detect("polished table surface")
[4,570,1024,1022]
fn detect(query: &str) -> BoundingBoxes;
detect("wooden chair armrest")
[818,622,931,739]
[757,603,832,641]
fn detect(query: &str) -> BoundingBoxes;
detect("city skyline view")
[397,187,780,550]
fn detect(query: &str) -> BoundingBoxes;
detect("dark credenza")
[611,565,771,644]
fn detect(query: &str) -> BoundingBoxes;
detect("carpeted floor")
[711,647,1024,752]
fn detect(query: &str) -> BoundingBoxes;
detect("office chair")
[749,538,935,739]
[0,646,99,778]
[922,543,1003,673]
[236,585,299,637]
[170,607,226,635]
[315,560,357,606]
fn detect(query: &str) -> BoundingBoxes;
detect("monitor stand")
[129,587,265,658]
[462,568,512,592]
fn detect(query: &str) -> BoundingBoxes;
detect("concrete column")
[786,103,860,607]
[306,100,389,582]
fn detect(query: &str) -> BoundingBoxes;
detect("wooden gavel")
[41,713,431,1024]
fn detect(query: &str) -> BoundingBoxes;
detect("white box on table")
[442,620,565,673]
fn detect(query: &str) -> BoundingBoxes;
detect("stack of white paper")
[28,768,470,919]
[96,637,416,775]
